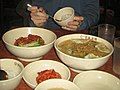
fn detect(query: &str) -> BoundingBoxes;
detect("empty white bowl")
[35,79,80,90]
[54,7,74,28]
[2,27,57,62]
[0,58,24,90]
[23,60,70,89]
[54,34,114,72]
[73,70,120,90]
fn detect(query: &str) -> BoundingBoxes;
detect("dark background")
[0,0,120,38]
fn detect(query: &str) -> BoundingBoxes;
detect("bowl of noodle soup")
[54,34,114,72]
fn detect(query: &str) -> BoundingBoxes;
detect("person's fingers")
[65,24,78,31]
[68,21,79,26]
[31,18,47,25]
[28,6,47,27]
[65,20,80,31]
[61,27,72,31]
[31,18,46,23]
[30,11,47,19]
[34,22,44,27]
[38,7,45,13]
[28,6,45,14]
[29,6,38,13]
[74,16,84,22]
[30,6,48,19]
[62,27,77,31]
[66,25,78,30]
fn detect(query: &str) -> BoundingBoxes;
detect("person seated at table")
[16,0,99,31]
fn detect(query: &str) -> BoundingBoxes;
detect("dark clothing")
[16,0,99,30]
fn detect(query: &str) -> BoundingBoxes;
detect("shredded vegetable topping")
[14,34,45,47]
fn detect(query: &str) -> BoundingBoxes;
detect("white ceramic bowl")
[54,7,74,28]
[0,58,24,90]
[35,79,80,90]
[54,34,114,72]
[23,60,70,89]
[73,70,120,90]
[2,27,57,62]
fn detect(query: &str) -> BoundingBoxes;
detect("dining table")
[0,28,119,90]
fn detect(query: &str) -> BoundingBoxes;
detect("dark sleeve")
[79,0,100,30]
[16,0,33,26]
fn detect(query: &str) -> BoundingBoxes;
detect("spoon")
[27,4,62,22]
[0,61,8,80]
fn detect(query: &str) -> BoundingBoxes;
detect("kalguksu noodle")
[58,39,110,59]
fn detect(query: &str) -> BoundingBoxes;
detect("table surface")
[0,29,119,90]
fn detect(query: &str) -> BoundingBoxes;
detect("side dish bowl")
[35,79,80,90]
[54,7,74,29]
[23,60,71,89]
[73,70,120,90]
[0,58,24,90]
[54,34,114,72]
[2,27,57,62]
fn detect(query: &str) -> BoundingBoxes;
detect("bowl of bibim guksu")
[54,34,114,72]
[2,27,57,62]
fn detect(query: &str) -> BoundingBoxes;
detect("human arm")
[16,0,99,30]
[64,0,99,31]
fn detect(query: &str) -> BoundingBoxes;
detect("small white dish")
[23,60,71,89]
[73,70,120,90]
[0,58,24,90]
[54,7,74,28]
[35,79,80,90]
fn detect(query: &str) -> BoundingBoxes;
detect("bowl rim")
[2,27,57,49]
[54,33,114,61]
[53,7,75,22]
[35,78,80,90]
[22,60,71,88]
[0,58,24,82]
[73,70,120,85]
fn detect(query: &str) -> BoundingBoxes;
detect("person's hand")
[29,6,48,27]
[62,16,84,31]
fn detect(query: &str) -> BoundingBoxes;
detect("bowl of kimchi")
[2,27,57,62]
[54,34,114,72]
[22,60,71,89]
